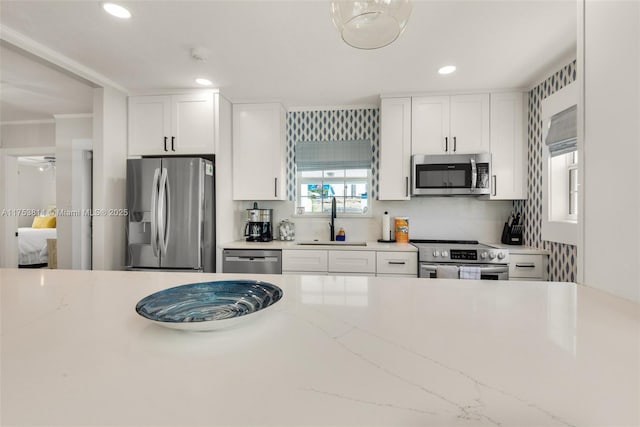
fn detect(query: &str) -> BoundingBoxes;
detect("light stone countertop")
[487,243,550,255]
[1,268,638,426]
[223,239,418,252]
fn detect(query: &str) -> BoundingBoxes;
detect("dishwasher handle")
[224,256,279,263]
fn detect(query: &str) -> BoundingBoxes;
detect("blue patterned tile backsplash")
[286,108,380,201]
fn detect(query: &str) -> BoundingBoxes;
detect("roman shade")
[545,104,577,157]
[295,140,372,171]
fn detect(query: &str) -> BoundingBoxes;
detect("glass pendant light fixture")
[330,0,413,50]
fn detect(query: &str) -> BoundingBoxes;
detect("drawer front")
[509,254,546,279]
[376,251,418,276]
[328,250,376,274]
[282,250,328,272]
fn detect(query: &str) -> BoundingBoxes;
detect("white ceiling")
[0,0,577,118]
[0,43,95,121]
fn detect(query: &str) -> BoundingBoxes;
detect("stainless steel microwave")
[411,153,491,196]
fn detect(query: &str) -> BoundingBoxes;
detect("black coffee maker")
[244,202,273,242]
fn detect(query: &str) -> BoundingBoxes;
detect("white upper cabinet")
[232,103,286,201]
[488,92,527,200]
[379,97,412,200]
[412,94,490,155]
[128,92,214,156]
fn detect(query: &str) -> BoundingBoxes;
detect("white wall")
[214,95,244,271]
[244,198,513,244]
[582,0,640,302]
[54,115,92,269]
[0,122,57,267]
[92,86,127,271]
[0,122,55,148]
[16,163,56,227]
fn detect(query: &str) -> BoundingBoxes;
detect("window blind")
[295,140,372,171]
[545,104,577,157]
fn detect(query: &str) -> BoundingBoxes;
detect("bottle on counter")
[336,228,346,241]
[394,217,409,243]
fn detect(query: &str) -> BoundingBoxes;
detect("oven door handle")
[420,264,508,274]
[471,265,508,274]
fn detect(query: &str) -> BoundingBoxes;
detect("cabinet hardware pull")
[171,136,175,152]
[388,261,406,265]
[405,176,409,197]
[164,136,168,152]
[274,178,278,198]
[445,137,448,152]
[492,175,497,196]
[515,263,536,268]
[453,136,457,152]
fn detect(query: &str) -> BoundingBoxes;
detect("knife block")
[501,223,523,245]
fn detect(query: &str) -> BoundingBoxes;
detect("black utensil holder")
[501,223,523,245]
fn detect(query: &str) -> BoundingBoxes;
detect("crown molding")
[53,114,93,120]
[0,119,55,126]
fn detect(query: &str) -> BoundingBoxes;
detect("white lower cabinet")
[509,254,548,281]
[282,250,327,274]
[376,251,417,277]
[282,249,417,277]
[328,251,376,274]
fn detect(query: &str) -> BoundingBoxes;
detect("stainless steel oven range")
[411,239,509,280]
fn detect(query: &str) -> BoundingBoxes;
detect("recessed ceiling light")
[438,65,457,75]
[102,3,131,19]
[195,78,213,86]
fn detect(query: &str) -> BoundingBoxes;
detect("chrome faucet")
[329,196,336,241]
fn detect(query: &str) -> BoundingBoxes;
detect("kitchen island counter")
[1,269,638,426]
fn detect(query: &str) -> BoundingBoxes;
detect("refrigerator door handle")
[150,167,161,257]
[157,168,170,256]
[162,168,171,255]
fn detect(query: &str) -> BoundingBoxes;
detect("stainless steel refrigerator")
[126,157,215,272]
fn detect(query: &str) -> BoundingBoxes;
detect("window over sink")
[294,140,371,216]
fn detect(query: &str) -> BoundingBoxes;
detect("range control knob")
[442,251,449,258]
[433,250,440,257]
[497,252,506,260]
[488,252,496,260]
[480,251,487,259]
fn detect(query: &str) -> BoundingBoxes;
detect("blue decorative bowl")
[135,280,283,331]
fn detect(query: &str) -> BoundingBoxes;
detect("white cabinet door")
[128,96,171,156]
[379,97,412,200]
[412,94,489,155]
[233,103,286,200]
[509,254,548,281]
[282,249,328,273]
[411,96,449,154]
[328,251,376,274]
[172,93,214,155]
[449,94,490,154]
[376,251,417,276]
[489,92,527,200]
[128,93,215,156]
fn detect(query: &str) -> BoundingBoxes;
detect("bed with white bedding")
[18,227,57,267]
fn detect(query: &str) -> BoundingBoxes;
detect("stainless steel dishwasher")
[222,249,282,274]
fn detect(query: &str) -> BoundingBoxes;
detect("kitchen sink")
[296,241,367,247]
